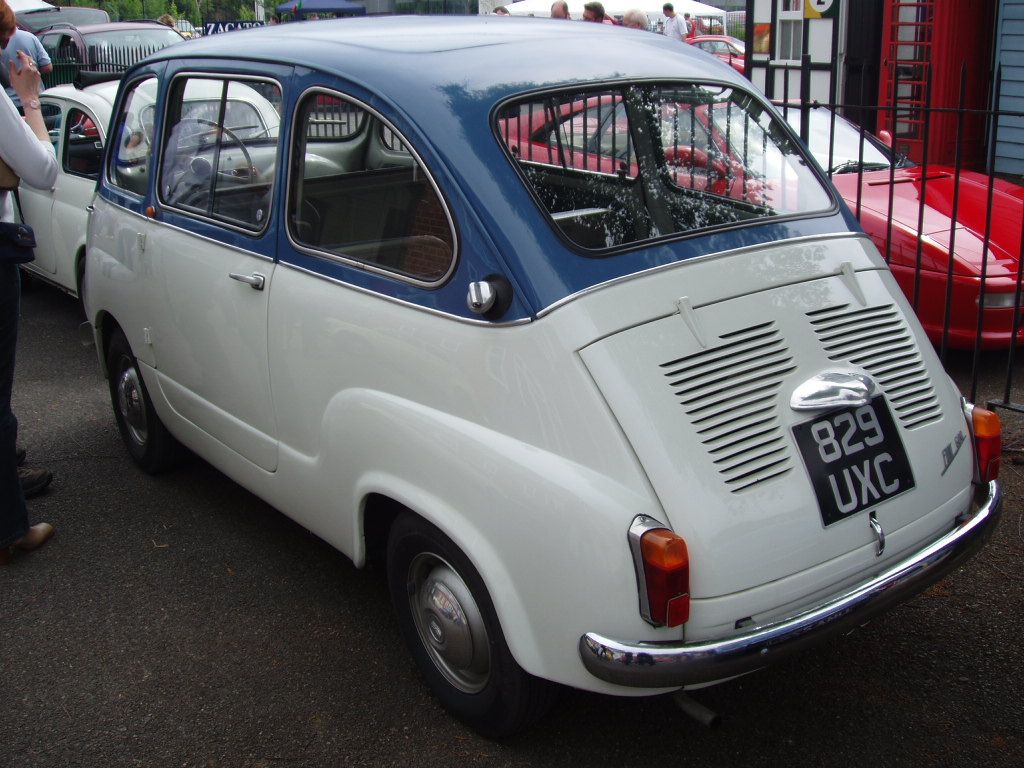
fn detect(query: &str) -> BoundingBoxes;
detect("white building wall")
[749,0,846,103]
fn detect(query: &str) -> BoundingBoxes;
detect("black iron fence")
[772,58,1024,423]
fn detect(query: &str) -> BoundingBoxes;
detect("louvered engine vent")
[807,304,943,429]
[660,322,797,493]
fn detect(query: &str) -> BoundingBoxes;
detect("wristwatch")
[23,98,40,110]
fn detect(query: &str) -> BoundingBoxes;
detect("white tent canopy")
[7,0,54,12]
[500,0,726,29]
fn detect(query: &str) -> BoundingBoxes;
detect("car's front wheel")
[386,513,556,737]
[106,327,181,473]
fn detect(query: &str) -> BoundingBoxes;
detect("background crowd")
[494,1,704,35]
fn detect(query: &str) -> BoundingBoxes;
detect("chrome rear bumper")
[579,481,1002,688]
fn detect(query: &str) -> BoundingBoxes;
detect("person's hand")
[9,50,42,104]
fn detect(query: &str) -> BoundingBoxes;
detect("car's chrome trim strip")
[278,261,532,327]
[536,232,869,319]
[95,203,276,264]
[579,480,1002,688]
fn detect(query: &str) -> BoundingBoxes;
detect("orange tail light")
[969,405,1001,483]
[631,522,690,628]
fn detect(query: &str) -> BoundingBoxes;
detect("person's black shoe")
[18,467,52,499]
[15,445,25,466]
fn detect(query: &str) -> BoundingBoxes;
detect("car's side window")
[109,76,158,196]
[288,91,455,284]
[39,34,61,60]
[64,108,103,179]
[44,33,79,64]
[159,76,282,232]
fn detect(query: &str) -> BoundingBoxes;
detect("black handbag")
[0,220,36,265]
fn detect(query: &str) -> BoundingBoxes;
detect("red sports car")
[787,105,1024,349]
[687,35,745,75]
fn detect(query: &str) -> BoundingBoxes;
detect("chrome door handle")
[229,272,266,290]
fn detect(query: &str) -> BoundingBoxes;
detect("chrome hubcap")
[116,364,148,447]
[409,553,490,694]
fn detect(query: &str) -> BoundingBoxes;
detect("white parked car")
[19,81,116,299]
[84,18,1002,737]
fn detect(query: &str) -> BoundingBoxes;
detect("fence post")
[971,67,1004,405]
[939,64,969,364]
[799,54,811,148]
[910,65,934,311]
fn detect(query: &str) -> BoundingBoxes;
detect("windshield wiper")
[829,160,891,175]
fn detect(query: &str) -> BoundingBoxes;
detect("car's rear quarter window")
[287,90,455,285]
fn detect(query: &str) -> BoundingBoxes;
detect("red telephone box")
[877,0,996,168]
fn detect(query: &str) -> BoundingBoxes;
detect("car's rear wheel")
[386,513,557,737]
[106,327,181,473]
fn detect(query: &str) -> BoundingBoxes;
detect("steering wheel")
[663,145,729,192]
[179,117,256,178]
[165,118,257,205]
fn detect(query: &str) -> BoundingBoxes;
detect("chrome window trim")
[94,201,275,264]
[285,86,459,290]
[279,261,530,328]
[156,72,283,238]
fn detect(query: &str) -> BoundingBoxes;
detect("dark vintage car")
[15,4,109,33]
[37,20,182,74]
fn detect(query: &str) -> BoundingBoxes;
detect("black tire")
[75,254,87,318]
[106,327,181,473]
[387,513,557,738]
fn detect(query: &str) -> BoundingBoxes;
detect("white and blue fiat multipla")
[83,17,1002,736]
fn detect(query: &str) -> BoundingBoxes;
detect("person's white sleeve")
[0,92,58,190]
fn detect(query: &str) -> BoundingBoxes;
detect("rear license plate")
[793,396,915,526]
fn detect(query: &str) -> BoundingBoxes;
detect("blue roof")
[145,16,748,107]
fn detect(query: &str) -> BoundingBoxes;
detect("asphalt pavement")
[2,283,1022,768]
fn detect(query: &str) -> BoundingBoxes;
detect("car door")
[142,73,284,472]
[51,104,105,294]
[17,100,62,277]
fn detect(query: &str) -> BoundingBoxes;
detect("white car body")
[83,18,1001,736]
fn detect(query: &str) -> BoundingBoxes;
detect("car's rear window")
[496,83,833,252]
[84,28,182,50]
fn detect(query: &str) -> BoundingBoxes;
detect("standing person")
[583,1,616,23]
[0,0,58,566]
[622,9,648,29]
[0,26,50,111]
[550,0,570,19]
[662,3,685,40]
[684,12,697,39]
